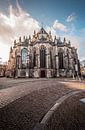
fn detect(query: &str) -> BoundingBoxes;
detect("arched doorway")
[41,70,46,78]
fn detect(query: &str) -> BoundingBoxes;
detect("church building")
[6,27,80,78]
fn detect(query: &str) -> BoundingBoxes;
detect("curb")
[33,90,85,130]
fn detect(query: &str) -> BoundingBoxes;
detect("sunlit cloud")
[63,28,85,60]
[53,20,67,32]
[0,1,40,61]
[0,1,40,44]
[46,26,59,38]
[64,35,79,49]
[0,1,84,62]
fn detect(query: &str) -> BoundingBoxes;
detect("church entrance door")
[41,70,45,78]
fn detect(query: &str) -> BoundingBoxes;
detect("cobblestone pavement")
[0,78,85,130]
[45,91,85,130]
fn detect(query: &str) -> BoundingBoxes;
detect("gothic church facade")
[7,27,80,78]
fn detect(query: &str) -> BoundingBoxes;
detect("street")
[0,78,85,130]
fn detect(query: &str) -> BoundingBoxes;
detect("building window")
[33,48,36,67]
[16,56,20,69]
[29,54,32,69]
[21,48,28,68]
[58,52,64,69]
[50,50,53,69]
[40,46,46,68]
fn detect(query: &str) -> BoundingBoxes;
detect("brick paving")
[0,78,85,130]
[45,91,85,130]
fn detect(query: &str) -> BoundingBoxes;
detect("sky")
[0,0,85,63]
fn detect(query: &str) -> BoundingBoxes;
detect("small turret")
[69,40,71,44]
[14,40,16,44]
[26,36,28,40]
[58,37,61,43]
[10,46,12,53]
[68,40,71,47]
[23,36,25,41]
[13,40,17,48]
[34,30,36,35]
[29,35,31,40]
[29,35,31,44]
[19,36,21,42]
[64,37,66,42]
[64,37,66,45]
[54,36,57,45]
[49,31,51,35]
[54,36,57,40]
[48,31,53,41]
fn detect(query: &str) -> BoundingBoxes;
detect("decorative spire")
[23,36,25,41]
[10,46,12,53]
[41,22,44,28]
[26,36,28,40]
[29,35,31,40]
[64,37,66,42]
[68,40,71,46]
[63,37,66,45]
[34,30,36,35]
[54,36,57,44]
[19,36,21,42]
[14,40,16,44]
[69,40,71,44]
[58,37,61,42]
[49,31,51,35]
[54,36,57,40]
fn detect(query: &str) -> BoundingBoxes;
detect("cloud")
[0,1,40,45]
[53,20,67,32]
[0,1,84,62]
[0,1,40,61]
[64,35,79,49]
[66,13,76,22]
[78,29,85,61]
[45,26,59,38]
[63,29,85,61]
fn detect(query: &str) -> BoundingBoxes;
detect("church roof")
[31,27,50,43]
[38,27,48,34]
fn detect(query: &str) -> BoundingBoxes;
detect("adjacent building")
[80,60,85,78]
[6,27,80,78]
[0,64,6,77]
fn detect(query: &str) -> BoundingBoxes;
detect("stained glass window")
[40,47,46,68]
[58,52,64,69]
[21,48,28,68]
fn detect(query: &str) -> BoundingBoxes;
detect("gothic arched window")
[15,49,21,69]
[21,48,28,68]
[58,52,64,69]
[40,46,46,68]
[50,49,53,69]
[33,48,36,67]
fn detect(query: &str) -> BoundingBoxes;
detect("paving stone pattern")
[0,78,85,130]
